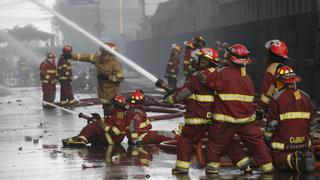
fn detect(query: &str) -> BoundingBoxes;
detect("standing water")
[29,0,159,83]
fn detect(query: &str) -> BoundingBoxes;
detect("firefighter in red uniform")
[164,48,251,174]
[62,95,128,147]
[264,65,316,172]
[256,40,289,119]
[126,90,177,145]
[183,40,195,80]
[165,44,181,89]
[199,44,273,174]
[39,52,57,107]
[57,45,78,105]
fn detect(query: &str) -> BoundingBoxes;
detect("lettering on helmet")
[206,112,212,118]
[289,136,305,144]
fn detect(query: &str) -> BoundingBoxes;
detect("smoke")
[29,0,159,83]
[0,30,41,62]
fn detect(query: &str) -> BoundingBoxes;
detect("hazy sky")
[0,0,169,33]
[0,0,55,32]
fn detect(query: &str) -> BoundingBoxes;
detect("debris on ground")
[42,144,58,149]
[24,136,32,141]
[82,164,103,169]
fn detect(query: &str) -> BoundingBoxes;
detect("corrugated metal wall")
[125,12,319,100]
[219,0,316,26]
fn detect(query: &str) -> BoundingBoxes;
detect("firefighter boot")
[292,151,315,173]
[205,162,220,174]
[62,136,88,147]
[68,99,79,106]
[304,151,315,172]
[172,166,189,174]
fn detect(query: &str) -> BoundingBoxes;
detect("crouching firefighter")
[126,90,178,145]
[264,65,316,173]
[62,95,128,147]
[160,48,251,174]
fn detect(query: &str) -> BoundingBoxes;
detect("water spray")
[29,0,159,83]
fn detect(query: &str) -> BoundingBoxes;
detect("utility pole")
[96,0,102,39]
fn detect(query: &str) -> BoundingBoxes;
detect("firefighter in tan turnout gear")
[72,43,124,117]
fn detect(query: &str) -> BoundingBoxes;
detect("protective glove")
[164,94,174,104]
[255,108,264,120]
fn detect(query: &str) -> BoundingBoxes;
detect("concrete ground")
[0,86,319,180]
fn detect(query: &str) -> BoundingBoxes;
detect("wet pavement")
[1,87,320,179]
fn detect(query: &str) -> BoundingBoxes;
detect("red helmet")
[276,65,301,84]
[184,40,195,49]
[100,42,117,53]
[63,45,72,53]
[106,42,117,51]
[197,48,219,64]
[46,52,55,59]
[265,40,288,59]
[226,44,251,65]
[129,89,145,104]
[112,95,126,106]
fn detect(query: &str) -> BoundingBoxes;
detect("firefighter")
[256,40,289,119]
[126,89,177,145]
[39,52,57,107]
[183,40,195,80]
[17,56,31,86]
[62,95,128,147]
[57,45,78,105]
[72,42,124,117]
[199,44,273,174]
[165,44,181,89]
[264,65,316,172]
[165,48,251,174]
[190,36,206,74]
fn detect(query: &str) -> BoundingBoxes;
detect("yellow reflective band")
[279,112,311,121]
[236,157,250,168]
[308,139,312,147]
[131,133,138,139]
[105,133,114,145]
[184,61,190,64]
[111,126,120,135]
[264,131,273,138]
[140,158,150,165]
[260,94,271,104]
[213,114,256,124]
[219,94,254,102]
[139,119,151,129]
[260,163,273,173]
[185,118,211,125]
[111,126,125,135]
[59,77,69,80]
[90,54,95,61]
[138,147,148,155]
[137,132,148,141]
[132,150,139,156]
[188,94,214,102]
[42,80,49,83]
[207,162,221,168]
[46,70,56,73]
[104,126,110,132]
[176,160,190,169]
[271,142,285,150]
[287,153,293,170]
